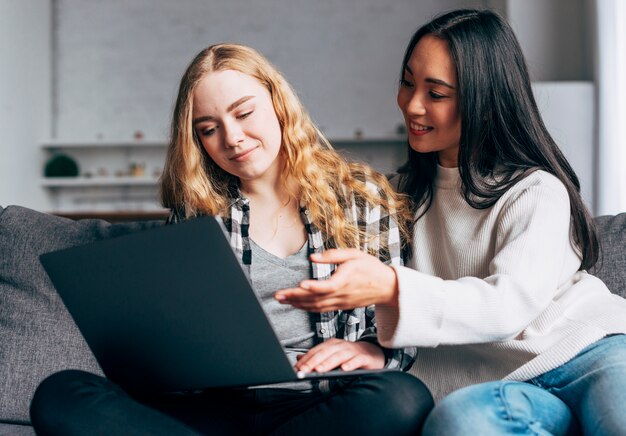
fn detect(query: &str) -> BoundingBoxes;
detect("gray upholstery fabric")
[0,422,36,435]
[589,213,626,299]
[0,205,623,429]
[0,205,162,425]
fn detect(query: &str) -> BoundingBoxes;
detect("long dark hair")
[397,8,598,270]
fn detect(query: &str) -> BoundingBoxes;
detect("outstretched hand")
[275,248,399,312]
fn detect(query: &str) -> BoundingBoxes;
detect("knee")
[385,371,434,409]
[31,369,99,411]
[367,372,434,433]
[423,389,488,435]
[30,369,107,430]
[423,385,494,435]
[422,381,564,435]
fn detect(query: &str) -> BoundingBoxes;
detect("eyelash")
[199,111,254,137]
[400,78,414,88]
[400,79,447,100]
[201,128,216,137]
[429,91,446,100]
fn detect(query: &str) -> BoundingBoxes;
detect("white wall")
[1,0,597,212]
[507,0,597,213]
[507,0,593,81]
[595,0,626,215]
[53,0,488,142]
[0,0,52,210]
[532,82,595,211]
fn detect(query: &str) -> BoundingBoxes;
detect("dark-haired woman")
[277,9,626,434]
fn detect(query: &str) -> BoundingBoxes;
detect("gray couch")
[1,205,624,435]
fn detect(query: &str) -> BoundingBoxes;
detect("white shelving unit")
[41,139,168,213]
[40,138,407,213]
[41,176,161,187]
[41,140,167,150]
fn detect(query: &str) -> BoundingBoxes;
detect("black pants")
[30,369,433,435]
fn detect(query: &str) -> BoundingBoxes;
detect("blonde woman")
[30,44,433,435]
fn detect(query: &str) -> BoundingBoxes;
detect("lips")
[229,146,258,162]
[408,121,433,136]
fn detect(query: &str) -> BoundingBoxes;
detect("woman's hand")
[275,248,399,312]
[295,338,385,373]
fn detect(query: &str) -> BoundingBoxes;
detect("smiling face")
[192,69,283,184]
[397,35,461,168]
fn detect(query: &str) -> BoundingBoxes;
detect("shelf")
[41,177,160,187]
[41,138,405,149]
[330,138,405,145]
[41,140,167,150]
[39,138,406,212]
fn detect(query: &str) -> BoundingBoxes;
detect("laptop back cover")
[40,217,298,394]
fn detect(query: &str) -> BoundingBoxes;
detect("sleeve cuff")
[376,265,447,348]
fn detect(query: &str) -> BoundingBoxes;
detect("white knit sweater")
[377,166,626,402]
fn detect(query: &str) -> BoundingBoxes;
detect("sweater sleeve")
[376,174,578,348]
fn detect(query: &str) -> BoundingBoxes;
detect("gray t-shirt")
[249,239,317,390]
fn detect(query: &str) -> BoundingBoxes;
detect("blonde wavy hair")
[160,43,411,250]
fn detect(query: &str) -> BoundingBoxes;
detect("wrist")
[356,340,386,369]
[381,265,400,308]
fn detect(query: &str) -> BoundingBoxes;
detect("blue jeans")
[422,334,626,435]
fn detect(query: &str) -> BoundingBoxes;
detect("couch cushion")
[0,205,163,424]
[590,213,626,299]
[0,422,35,435]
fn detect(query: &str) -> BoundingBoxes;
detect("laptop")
[40,216,389,394]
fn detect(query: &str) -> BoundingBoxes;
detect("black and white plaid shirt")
[167,180,416,374]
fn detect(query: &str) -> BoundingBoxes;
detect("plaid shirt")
[167,180,416,376]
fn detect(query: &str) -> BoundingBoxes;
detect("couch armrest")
[590,213,626,298]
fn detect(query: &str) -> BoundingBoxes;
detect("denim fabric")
[422,335,626,435]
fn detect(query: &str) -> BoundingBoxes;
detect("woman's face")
[192,69,283,184]
[397,35,461,168]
